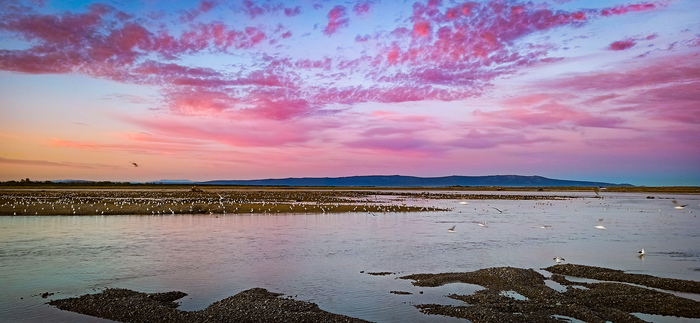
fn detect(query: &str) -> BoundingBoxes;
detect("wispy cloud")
[0,156,118,169]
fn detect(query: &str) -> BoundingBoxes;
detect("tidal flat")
[0,187,576,216]
[48,264,700,323]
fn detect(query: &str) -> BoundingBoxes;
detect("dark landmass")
[401,265,700,322]
[199,175,633,187]
[49,288,370,323]
[8,175,635,187]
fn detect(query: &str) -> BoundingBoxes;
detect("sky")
[0,0,698,186]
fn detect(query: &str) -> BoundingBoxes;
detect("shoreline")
[48,264,700,323]
[2,183,699,194]
[0,188,585,216]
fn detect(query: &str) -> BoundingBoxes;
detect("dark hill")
[199,175,632,187]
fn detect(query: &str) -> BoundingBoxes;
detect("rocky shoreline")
[48,264,700,323]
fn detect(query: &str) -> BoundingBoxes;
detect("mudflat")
[48,264,700,323]
[0,186,582,216]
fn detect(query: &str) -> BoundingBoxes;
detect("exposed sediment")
[49,288,370,323]
[0,188,575,216]
[0,189,448,215]
[544,263,700,294]
[401,265,700,323]
[48,265,700,323]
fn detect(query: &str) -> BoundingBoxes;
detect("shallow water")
[1,192,698,322]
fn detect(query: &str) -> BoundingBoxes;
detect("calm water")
[1,192,699,322]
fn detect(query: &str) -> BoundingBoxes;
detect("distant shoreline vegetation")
[0,179,697,194]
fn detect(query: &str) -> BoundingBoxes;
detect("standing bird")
[553,257,565,264]
[672,200,688,210]
[448,225,456,233]
[638,249,645,257]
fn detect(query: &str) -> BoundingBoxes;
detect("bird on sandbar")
[672,200,688,210]
[553,257,565,264]
[638,249,645,257]
[448,225,456,233]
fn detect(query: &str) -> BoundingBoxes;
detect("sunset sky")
[1,0,698,186]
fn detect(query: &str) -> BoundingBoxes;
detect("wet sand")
[0,188,576,216]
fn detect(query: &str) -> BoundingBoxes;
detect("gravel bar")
[400,266,700,323]
[544,263,700,293]
[49,288,370,322]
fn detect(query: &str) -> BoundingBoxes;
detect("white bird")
[672,200,689,210]
[459,201,469,205]
[478,222,487,227]
[553,257,565,264]
[540,225,551,229]
[638,249,645,257]
[595,225,606,230]
[448,225,456,233]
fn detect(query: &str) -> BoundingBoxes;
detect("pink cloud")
[0,157,118,169]
[50,138,100,150]
[179,0,217,23]
[412,20,431,38]
[609,39,636,51]
[0,0,671,126]
[324,5,349,35]
[450,129,556,149]
[126,116,315,148]
[344,136,443,155]
[600,3,658,16]
[474,98,625,130]
[284,6,302,17]
[353,2,372,16]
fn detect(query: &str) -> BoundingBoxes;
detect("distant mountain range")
[49,175,632,187]
[182,175,633,187]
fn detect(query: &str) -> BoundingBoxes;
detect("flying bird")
[492,207,506,214]
[638,249,645,257]
[595,225,606,230]
[448,225,456,233]
[540,225,551,229]
[553,257,565,264]
[478,222,487,227]
[131,162,138,167]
